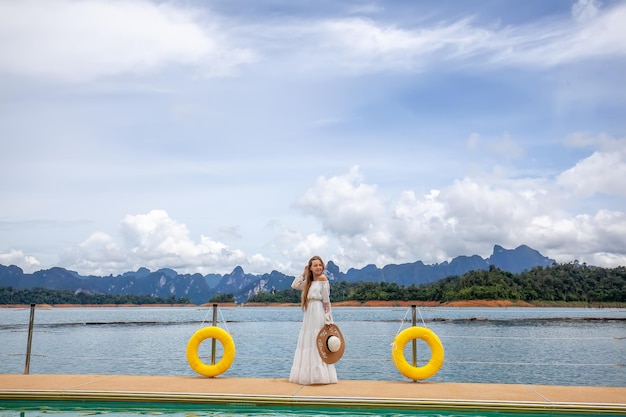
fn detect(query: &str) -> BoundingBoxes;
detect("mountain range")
[0,244,555,304]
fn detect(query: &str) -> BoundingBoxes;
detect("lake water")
[1,306,624,387]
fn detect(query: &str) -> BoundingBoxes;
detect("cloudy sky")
[1,0,625,277]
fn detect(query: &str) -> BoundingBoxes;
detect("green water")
[0,401,619,417]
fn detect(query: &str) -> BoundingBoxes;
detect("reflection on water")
[0,400,606,417]
[1,307,624,386]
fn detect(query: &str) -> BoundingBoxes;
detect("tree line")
[0,286,192,305]
[2,263,623,305]
[246,263,626,304]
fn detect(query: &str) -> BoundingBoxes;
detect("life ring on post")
[392,326,444,380]
[186,326,236,377]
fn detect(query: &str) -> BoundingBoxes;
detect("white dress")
[289,278,338,385]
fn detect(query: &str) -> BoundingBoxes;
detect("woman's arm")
[291,273,306,290]
[292,265,310,290]
[321,281,333,324]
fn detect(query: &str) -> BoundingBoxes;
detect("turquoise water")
[1,306,625,386]
[0,400,619,417]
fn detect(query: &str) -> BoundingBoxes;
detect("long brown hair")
[301,255,325,310]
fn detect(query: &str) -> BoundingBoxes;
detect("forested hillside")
[0,287,191,305]
[248,263,625,304]
[2,263,623,305]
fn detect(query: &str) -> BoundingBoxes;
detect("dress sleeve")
[291,274,306,290]
[321,281,333,324]
[321,281,330,303]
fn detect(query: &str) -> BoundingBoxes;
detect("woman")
[289,255,337,385]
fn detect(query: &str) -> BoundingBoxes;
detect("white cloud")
[60,210,253,275]
[3,0,624,83]
[5,148,626,276]
[572,0,601,23]
[291,233,330,263]
[257,2,626,76]
[297,16,492,73]
[525,210,626,268]
[322,17,474,57]
[294,161,626,270]
[297,171,529,267]
[0,0,256,82]
[0,249,40,270]
[558,135,626,197]
[496,2,626,68]
[296,166,386,235]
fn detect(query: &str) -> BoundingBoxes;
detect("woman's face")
[310,259,324,275]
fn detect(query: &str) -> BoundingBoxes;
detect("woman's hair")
[301,255,325,310]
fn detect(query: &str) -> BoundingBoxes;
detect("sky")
[0,0,625,277]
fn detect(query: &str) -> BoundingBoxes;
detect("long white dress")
[289,278,338,385]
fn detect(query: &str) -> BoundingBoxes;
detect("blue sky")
[1,0,625,276]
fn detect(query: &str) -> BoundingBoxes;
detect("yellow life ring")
[186,326,236,377]
[392,326,444,380]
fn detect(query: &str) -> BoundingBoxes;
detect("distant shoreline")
[1,299,623,308]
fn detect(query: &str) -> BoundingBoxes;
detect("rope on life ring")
[186,326,236,377]
[392,326,444,380]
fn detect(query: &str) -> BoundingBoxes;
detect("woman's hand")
[324,311,334,325]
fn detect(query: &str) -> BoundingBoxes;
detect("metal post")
[211,303,218,366]
[411,305,417,368]
[24,303,35,374]
[411,304,418,382]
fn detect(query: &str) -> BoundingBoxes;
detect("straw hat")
[316,324,345,364]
